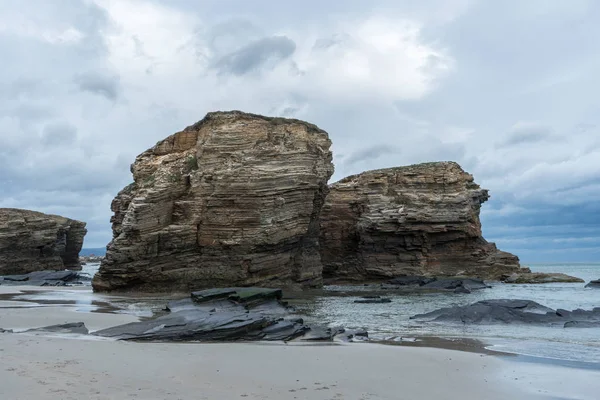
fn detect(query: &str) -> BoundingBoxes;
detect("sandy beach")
[1,286,599,400]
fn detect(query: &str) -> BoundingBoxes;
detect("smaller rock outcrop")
[585,279,600,288]
[411,299,600,328]
[0,209,87,275]
[319,162,521,283]
[383,276,490,294]
[501,272,584,284]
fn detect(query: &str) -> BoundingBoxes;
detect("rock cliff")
[319,162,521,282]
[0,208,87,275]
[93,111,333,292]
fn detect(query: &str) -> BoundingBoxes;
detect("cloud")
[74,71,121,101]
[497,121,555,148]
[213,36,296,75]
[40,122,78,146]
[344,145,401,167]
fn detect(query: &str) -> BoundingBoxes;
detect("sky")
[1,0,599,263]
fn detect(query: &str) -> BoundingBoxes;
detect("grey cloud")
[41,122,77,146]
[74,71,120,101]
[497,123,554,148]
[207,19,263,53]
[344,145,402,166]
[214,36,296,75]
[313,33,353,51]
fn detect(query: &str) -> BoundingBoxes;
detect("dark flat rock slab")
[421,278,490,290]
[411,299,600,328]
[94,309,271,341]
[96,287,366,343]
[585,279,600,288]
[354,298,392,304]
[24,322,89,335]
[564,321,600,328]
[191,287,282,305]
[0,270,82,286]
[387,276,435,286]
[384,276,489,293]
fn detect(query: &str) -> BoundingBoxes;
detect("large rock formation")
[93,111,333,292]
[0,208,87,275]
[319,162,521,282]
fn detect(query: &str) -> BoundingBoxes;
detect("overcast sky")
[1,0,599,262]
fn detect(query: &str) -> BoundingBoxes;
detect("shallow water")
[291,263,600,364]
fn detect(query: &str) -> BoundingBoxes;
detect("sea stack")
[93,111,334,292]
[0,208,87,275]
[319,162,521,282]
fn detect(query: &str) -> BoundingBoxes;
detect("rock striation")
[319,162,521,282]
[93,111,333,292]
[0,208,86,275]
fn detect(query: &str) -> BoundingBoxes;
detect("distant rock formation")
[319,162,521,282]
[502,272,584,284]
[93,111,333,292]
[0,208,87,275]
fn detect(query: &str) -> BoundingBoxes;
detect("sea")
[79,262,600,364]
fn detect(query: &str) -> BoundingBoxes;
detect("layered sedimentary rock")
[93,111,333,292]
[0,208,87,275]
[319,162,521,282]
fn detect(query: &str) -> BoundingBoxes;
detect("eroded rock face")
[93,111,333,292]
[0,209,87,275]
[319,162,521,282]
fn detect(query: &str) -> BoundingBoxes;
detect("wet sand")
[1,286,599,399]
